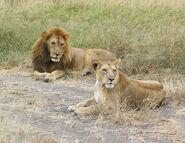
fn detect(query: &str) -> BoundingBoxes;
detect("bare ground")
[0,69,185,143]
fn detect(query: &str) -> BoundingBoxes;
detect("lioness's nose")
[108,78,114,82]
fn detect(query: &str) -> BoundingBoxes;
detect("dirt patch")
[0,70,184,143]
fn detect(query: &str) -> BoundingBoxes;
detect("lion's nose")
[55,53,59,57]
[108,78,114,82]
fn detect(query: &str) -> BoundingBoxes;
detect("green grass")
[0,0,184,74]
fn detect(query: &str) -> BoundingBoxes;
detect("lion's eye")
[103,69,107,72]
[113,69,116,72]
[60,43,64,47]
[51,41,55,45]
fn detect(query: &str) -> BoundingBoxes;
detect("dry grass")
[0,118,42,143]
[0,76,67,143]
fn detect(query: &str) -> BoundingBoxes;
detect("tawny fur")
[69,60,166,119]
[32,27,114,82]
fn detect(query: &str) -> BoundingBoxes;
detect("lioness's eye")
[113,69,116,72]
[103,69,107,72]
[51,41,55,45]
[60,43,64,47]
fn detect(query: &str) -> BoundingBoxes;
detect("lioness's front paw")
[44,74,56,82]
[73,108,88,117]
[68,106,76,112]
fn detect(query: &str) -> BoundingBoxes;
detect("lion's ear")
[91,60,101,71]
[64,33,70,47]
[64,32,70,41]
[41,32,47,38]
[113,59,121,69]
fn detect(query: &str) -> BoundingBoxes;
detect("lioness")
[68,60,165,119]
[32,27,114,82]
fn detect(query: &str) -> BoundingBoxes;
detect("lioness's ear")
[113,59,121,69]
[91,60,101,71]
[41,32,47,38]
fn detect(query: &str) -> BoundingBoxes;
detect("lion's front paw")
[44,73,56,82]
[82,68,93,76]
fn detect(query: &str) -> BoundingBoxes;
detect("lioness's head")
[91,59,121,88]
[41,27,70,63]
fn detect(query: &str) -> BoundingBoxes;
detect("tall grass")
[0,0,184,74]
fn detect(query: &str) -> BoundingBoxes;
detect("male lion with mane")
[68,60,165,120]
[32,27,113,82]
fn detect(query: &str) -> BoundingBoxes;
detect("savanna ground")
[0,0,185,142]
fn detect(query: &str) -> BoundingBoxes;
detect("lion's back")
[84,49,114,68]
[87,49,114,61]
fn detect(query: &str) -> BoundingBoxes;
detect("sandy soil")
[0,69,184,143]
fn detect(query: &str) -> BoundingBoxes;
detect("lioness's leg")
[33,71,47,80]
[44,70,65,82]
[68,98,96,112]
[75,103,110,116]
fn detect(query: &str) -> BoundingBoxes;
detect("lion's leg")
[33,71,47,80]
[149,90,166,109]
[44,70,65,82]
[68,98,96,112]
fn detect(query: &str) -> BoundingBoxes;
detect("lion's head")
[91,59,121,88]
[40,27,73,65]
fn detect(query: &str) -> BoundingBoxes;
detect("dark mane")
[32,27,74,72]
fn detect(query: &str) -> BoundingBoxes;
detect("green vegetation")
[0,0,184,74]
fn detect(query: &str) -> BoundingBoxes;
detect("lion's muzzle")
[51,53,61,62]
[51,58,60,62]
